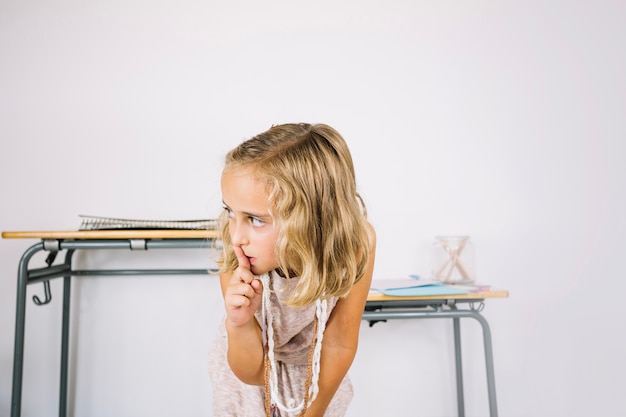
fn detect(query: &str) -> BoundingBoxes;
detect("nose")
[229,218,249,247]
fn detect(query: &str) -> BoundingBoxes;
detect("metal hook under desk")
[33,280,52,305]
[32,244,59,306]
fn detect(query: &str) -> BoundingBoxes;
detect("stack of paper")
[370,277,470,296]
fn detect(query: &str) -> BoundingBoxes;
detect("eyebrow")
[222,201,271,220]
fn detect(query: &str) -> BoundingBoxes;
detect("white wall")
[1,1,625,416]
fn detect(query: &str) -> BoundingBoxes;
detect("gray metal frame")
[10,237,498,417]
[363,299,498,417]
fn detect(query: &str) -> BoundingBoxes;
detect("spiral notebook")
[78,215,218,231]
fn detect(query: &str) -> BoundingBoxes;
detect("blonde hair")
[218,123,371,307]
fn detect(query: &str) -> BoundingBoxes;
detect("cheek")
[266,234,280,258]
[257,230,277,250]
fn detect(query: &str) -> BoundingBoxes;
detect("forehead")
[221,167,270,212]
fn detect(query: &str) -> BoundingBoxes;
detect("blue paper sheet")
[375,285,470,297]
[370,277,470,296]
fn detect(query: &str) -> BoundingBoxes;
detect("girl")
[208,123,376,417]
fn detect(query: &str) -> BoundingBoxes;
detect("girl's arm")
[304,225,377,417]
[220,247,265,385]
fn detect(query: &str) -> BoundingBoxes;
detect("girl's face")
[221,167,280,276]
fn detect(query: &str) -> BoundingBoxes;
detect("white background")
[1,1,625,416]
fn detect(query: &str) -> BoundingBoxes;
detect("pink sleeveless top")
[208,270,354,417]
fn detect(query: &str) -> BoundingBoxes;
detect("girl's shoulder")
[365,221,376,246]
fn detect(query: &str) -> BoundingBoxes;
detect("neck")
[274,268,297,278]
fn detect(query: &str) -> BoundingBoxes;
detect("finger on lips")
[228,246,263,302]
[233,246,251,270]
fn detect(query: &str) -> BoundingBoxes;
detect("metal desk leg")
[11,243,45,417]
[468,310,498,417]
[363,307,499,417]
[452,317,465,417]
[59,250,74,417]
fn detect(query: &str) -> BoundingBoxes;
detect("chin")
[249,266,267,276]
[250,264,276,277]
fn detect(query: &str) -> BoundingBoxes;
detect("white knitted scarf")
[259,273,328,415]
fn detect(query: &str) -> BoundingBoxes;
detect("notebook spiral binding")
[79,215,218,231]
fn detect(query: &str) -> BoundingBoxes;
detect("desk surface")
[2,230,219,240]
[367,289,508,302]
[3,230,508,301]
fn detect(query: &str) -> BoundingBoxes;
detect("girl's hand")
[223,246,264,327]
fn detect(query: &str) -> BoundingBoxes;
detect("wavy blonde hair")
[218,123,371,307]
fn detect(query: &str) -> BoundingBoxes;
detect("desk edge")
[366,289,509,301]
[2,230,220,239]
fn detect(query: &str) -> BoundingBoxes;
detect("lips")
[240,249,254,264]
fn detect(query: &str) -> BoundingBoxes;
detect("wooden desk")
[364,290,507,417]
[3,230,218,417]
[367,289,508,303]
[3,231,507,417]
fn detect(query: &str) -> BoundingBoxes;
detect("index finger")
[233,245,251,270]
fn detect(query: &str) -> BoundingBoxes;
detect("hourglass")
[432,236,475,283]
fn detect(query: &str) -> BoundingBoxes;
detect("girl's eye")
[250,217,264,227]
[224,207,234,218]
